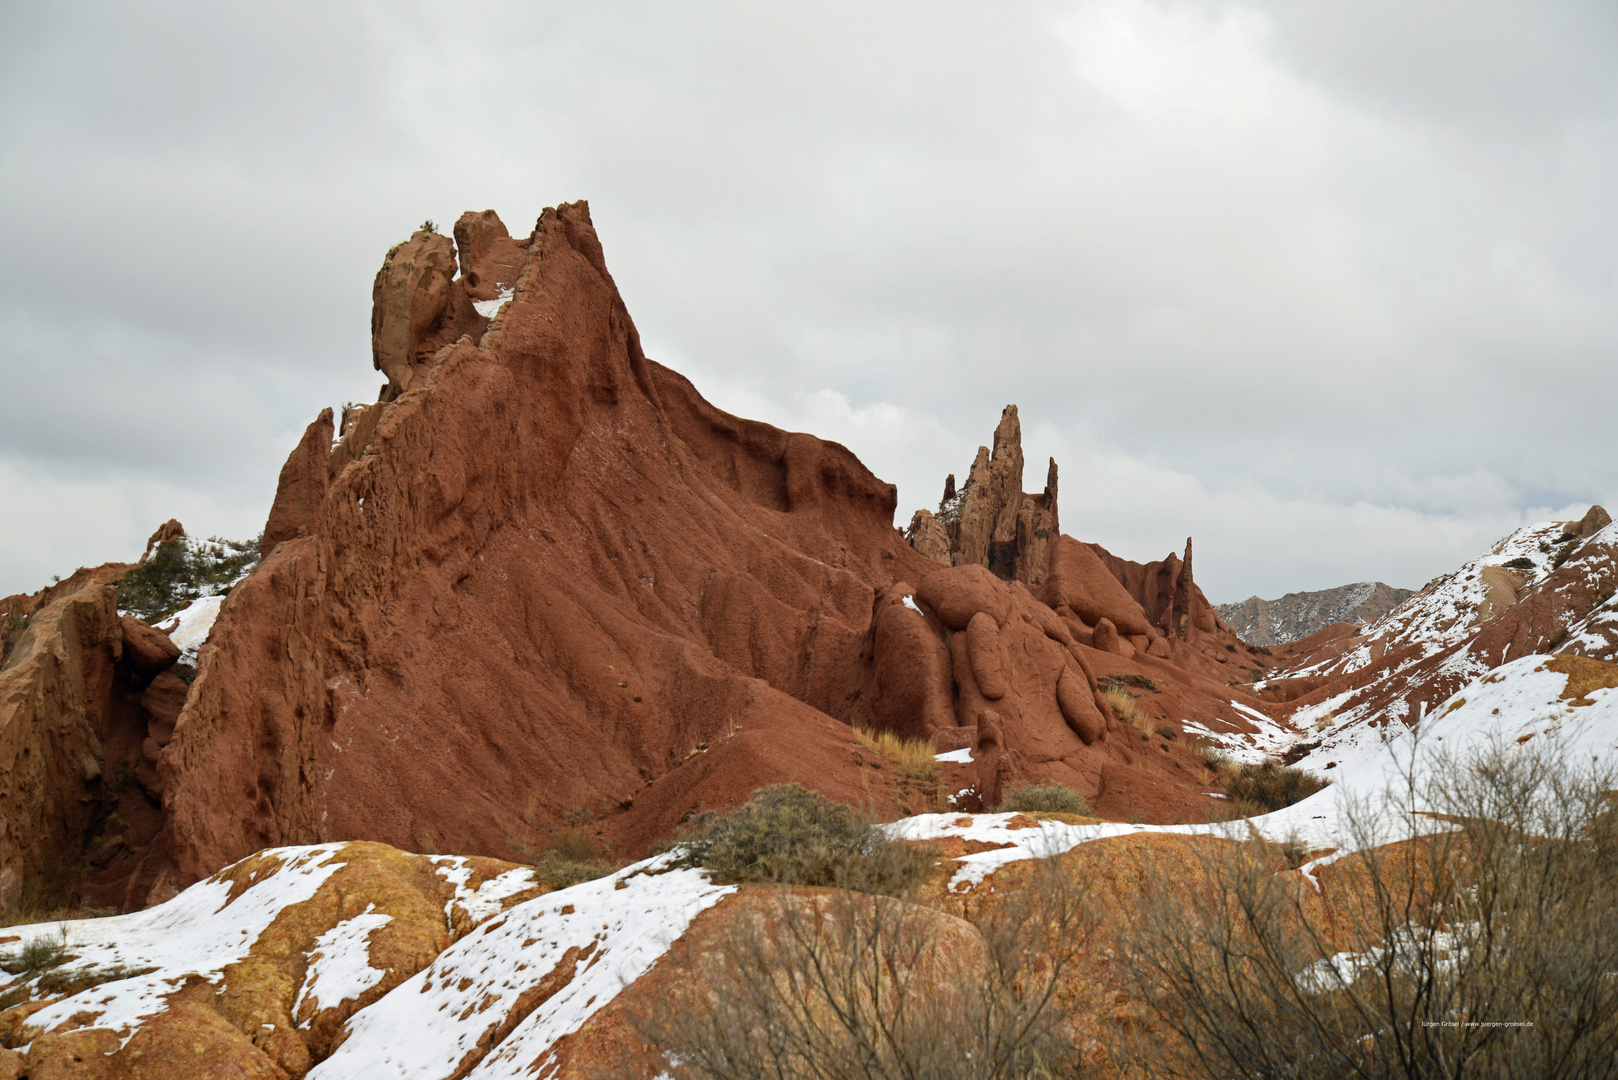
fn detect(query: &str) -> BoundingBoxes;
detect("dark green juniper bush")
[115,535,261,624]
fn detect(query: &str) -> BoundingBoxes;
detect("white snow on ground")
[1554,521,1618,660]
[295,904,394,1022]
[1180,701,1301,765]
[158,593,224,664]
[902,594,923,615]
[891,653,1618,889]
[1,848,541,1053]
[936,746,973,764]
[4,845,351,1048]
[433,860,541,927]
[472,286,515,319]
[312,855,734,1079]
[1562,592,1618,658]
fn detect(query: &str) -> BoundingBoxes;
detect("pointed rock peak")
[991,404,1020,460]
[905,405,1056,586]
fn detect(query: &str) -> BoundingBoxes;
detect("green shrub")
[1219,760,1328,813]
[996,781,1091,816]
[116,535,260,624]
[675,784,933,896]
[1503,556,1536,571]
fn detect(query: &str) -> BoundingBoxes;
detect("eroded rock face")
[159,202,950,883]
[370,229,483,399]
[453,208,529,301]
[0,581,123,916]
[888,564,1118,802]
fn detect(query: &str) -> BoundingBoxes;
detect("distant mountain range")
[1216,582,1414,646]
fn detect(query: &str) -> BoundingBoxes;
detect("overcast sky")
[3,1,1615,602]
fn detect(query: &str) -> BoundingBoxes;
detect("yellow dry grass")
[853,727,940,784]
[1103,686,1148,733]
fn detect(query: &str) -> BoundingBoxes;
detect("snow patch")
[472,286,514,319]
[432,860,541,927]
[12,845,350,1047]
[161,594,224,664]
[295,904,394,1021]
[936,746,973,764]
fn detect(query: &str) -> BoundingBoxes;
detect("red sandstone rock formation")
[151,203,1254,887]
[139,519,185,561]
[0,566,185,917]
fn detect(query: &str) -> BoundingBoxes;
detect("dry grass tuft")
[853,727,939,782]
[854,727,945,811]
[1103,686,1146,732]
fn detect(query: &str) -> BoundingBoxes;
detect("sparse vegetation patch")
[674,784,934,896]
[996,781,1091,816]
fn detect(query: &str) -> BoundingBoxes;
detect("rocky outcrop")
[140,518,185,561]
[0,565,193,918]
[1086,538,1223,646]
[0,579,124,916]
[2,842,547,1077]
[907,406,1058,587]
[149,203,1258,886]
[158,204,947,882]
[1217,581,1415,647]
[260,408,334,558]
[453,208,529,300]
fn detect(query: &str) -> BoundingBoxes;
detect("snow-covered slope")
[1289,519,1571,681]
[159,593,224,665]
[313,859,732,1079]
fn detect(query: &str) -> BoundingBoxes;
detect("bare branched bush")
[1117,739,1618,1079]
[636,855,1093,1079]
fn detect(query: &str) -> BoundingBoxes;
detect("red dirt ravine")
[150,202,1292,890]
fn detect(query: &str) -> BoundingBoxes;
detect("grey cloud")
[1,0,1614,600]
